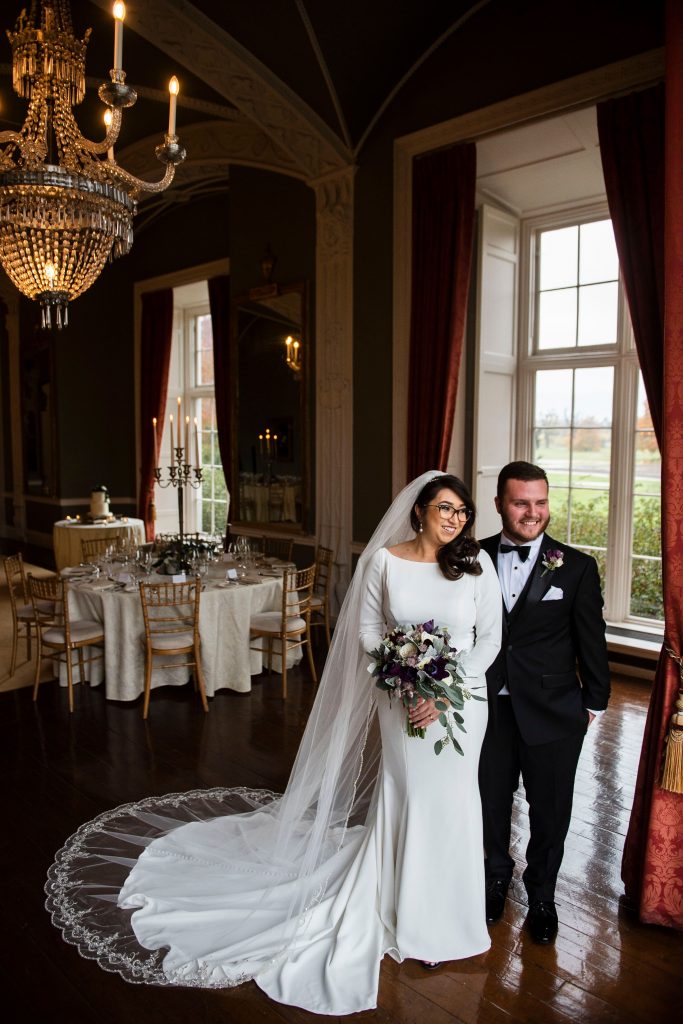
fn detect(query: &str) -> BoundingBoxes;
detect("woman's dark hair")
[410,474,482,581]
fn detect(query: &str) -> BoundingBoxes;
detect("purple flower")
[541,549,564,576]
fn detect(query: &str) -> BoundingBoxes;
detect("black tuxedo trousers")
[477,533,610,902]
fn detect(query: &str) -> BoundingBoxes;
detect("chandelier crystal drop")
[0,1,186,327]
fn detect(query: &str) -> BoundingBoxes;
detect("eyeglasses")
[424,503,471,522]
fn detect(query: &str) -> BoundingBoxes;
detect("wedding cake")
[89,486,110,520]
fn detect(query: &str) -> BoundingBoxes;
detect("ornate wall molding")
[90,0,350,180]
[117,120,303,183]
[314,167,355,599]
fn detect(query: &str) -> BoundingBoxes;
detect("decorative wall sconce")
[285,334,302,373]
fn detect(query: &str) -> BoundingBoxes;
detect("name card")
[171,572,188,583]
[225,568,238,580]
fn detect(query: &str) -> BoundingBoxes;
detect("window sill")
[605,622,662,681]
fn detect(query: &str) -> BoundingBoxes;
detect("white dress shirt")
[497,532,544,612]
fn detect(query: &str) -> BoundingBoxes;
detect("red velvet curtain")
[138,289,173,541]
[597,84,665,450]
[407,143,476,479]
[616,2,683,930]
[208,275,232,524]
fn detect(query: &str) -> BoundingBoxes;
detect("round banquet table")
[53,518,146,570]
[61,569,300,699]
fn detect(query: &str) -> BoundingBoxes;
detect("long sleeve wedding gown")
[106,547,502,1013]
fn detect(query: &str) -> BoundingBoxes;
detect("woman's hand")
[408,696,444,729]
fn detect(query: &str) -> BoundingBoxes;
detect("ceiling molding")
[89,0,351,180]
[116,119,304,184]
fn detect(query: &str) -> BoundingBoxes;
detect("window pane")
[632,496,661,557]
[533,428,570,482]
[534,369,572,427]
[538,289,577,349]
[630,373,662,620]
[539,226,578,290]
[573,367,614,426]
[630,558,663,619]
[577,282,618,345]
[579,220,619,284]
[570,428,611,488]
[534,365,610,597]
[195,314,214,386]
[570,489,609,547]
[549,486,569,541]
[634,378,660,496]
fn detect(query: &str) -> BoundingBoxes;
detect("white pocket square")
[542,586,563,601]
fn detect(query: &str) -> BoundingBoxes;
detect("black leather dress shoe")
[485,879,509,923]
[420,961,442,970]
[527,900,558,944]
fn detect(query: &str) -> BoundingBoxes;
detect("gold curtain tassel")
[661,647,683,794]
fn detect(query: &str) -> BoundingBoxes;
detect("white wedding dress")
[107,547,501,1014]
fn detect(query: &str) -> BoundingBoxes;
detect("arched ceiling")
[0,0,492,183]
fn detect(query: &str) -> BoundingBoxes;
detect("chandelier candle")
[113,2,125,72]
[168,77,179,136]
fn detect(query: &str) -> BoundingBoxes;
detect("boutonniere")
[541,549,564,576]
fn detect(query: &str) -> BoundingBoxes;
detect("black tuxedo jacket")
[479,533,610,746]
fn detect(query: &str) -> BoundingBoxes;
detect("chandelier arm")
[103,161,178,196]
[52,91,122,160]
[74,108,123,156]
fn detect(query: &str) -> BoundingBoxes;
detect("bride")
[46,471,502,1015]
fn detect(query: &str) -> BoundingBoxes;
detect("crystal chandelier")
[0,1,186,327]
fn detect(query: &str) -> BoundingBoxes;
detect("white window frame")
[181,303,227,535]
[517,201,662,628]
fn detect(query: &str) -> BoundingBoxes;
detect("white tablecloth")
[53,518,146,570]
[65,573,299,700]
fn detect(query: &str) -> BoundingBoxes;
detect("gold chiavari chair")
[249,565,317,698]
[139,580,209,719]
[262,536,294,562]
[310,545,334,648]
[80,534,124,562]
[3,553,53,676]
[29,574,104,713]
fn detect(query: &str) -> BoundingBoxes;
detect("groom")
[478,461,610,943]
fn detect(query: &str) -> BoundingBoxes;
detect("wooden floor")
[1,660,681,1024]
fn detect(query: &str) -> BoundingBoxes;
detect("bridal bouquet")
[368,620,485,756]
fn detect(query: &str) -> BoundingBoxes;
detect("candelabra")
[258,428,278,484]
[154,445,202,540]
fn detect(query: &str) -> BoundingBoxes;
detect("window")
[521,211,662,624]
[155,283,228,537]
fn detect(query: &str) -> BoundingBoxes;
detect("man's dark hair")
[497,461,549,501]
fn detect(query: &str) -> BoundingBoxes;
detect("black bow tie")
[499,543,531,562]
